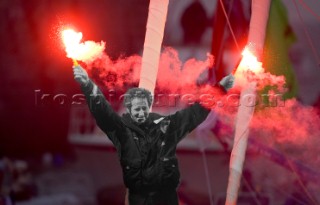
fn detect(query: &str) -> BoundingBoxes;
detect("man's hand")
[219,74,235,92]
[73,65,89,86]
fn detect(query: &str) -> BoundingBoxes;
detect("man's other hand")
[219,74,235,92]
[73,65,89,86]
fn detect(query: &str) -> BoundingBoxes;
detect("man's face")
[129,97,150,124]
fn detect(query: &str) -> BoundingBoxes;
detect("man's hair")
[123,87,153,108]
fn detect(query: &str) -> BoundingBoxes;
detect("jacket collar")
[121,113,165,136]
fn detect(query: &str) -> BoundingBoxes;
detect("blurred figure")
[11,160,37,202]
[0,158,37,205]
[0,157,14,205]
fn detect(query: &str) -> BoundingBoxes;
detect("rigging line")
[201,150,214,205]
[241,175,264,205]
[279,144,319,205]
[293,0,320,67]
[245,159,315,205]
[232,111,316,203]
[213,0,235,76]
[230,124,318,204]
[260,129,319,204]
[298,0,320,21]
[219,0,241,53]
[255,108,319,204]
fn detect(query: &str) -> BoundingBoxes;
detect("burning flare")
[234,45,265,87]
[62,29,83,60]
[237,46,264,74]
[61,28,105,64]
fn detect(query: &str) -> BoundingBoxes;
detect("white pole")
[225,0,271,204]
[125,1,169,203]
[247,0,271,59]
[139,0,169,94]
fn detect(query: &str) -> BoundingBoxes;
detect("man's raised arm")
[168,74,235,142]
[73,65,121,132]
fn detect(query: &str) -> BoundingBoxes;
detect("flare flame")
[61,28,105,63]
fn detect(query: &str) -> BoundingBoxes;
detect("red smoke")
[81,45,320,142]
[83,47,229,109]
[80,45,320,181]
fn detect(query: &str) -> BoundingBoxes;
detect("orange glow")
[238,47,263,74]
[61,29,83,60]
[61,28,105,63]
[234,46,265,86]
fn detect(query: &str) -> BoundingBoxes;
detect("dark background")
[0,0,151,157]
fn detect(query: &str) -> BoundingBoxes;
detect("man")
[73,65,234,205]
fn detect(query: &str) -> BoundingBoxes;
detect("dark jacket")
[81,80,211,192]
